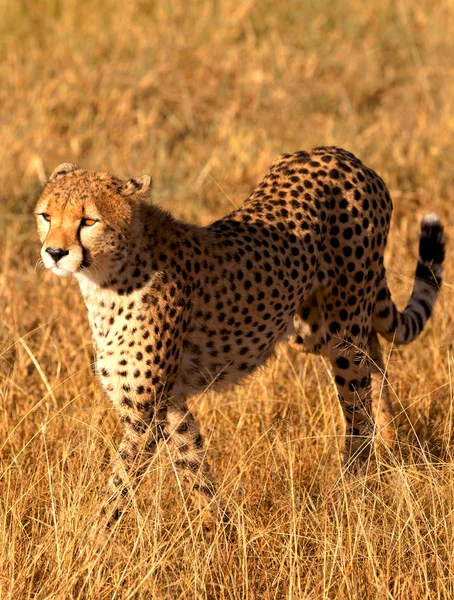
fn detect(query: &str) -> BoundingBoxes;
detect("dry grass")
[1,0,454,597]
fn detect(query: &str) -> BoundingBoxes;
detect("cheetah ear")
[49,163,80,183]
[123,175,152,198]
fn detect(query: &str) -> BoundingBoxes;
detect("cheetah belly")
[173,315,295,396]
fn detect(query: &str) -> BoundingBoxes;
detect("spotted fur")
[35,147,445,529]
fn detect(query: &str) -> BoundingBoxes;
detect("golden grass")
[1,0,454,597]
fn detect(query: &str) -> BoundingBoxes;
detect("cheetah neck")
[75,204,174,290]
[73,202,206,329]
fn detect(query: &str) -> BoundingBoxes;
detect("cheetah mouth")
[50,265,73,277]
[48,258,89,277]
[78,257,92,271]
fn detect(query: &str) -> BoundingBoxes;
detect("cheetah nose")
[46,247,69,262]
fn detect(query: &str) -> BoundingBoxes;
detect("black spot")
[335,375,346,386]
[354,272,364,283]
[329,321,341,334]
[348,380,359,392]
[336,356,350,370]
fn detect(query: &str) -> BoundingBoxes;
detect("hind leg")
[294,296,394,454]
[293,286,376,465]
[370,330,396,448]
[325,317,376,467]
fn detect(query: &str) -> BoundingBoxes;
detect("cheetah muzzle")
[35,147,445,532]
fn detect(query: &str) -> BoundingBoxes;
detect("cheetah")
[35,147,445,530]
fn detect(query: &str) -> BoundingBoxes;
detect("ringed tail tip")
[419,213,445,267]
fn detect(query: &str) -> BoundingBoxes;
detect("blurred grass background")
[1,0,454,598]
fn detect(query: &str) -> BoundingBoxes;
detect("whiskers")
[34,257,45,276]
[78,258,108,283]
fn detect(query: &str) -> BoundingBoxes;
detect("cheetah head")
[35,163,151,278]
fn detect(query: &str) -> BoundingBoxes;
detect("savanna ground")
[1,0,454,598]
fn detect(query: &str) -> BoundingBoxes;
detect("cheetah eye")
[40,213,51,222]
[81,217,97,227]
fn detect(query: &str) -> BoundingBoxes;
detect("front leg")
[95,283,190,533]
[164,399,229,525]
[103,418,164,530]
[101,398,227,535]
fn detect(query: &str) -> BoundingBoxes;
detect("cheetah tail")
[372,213,445,345]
